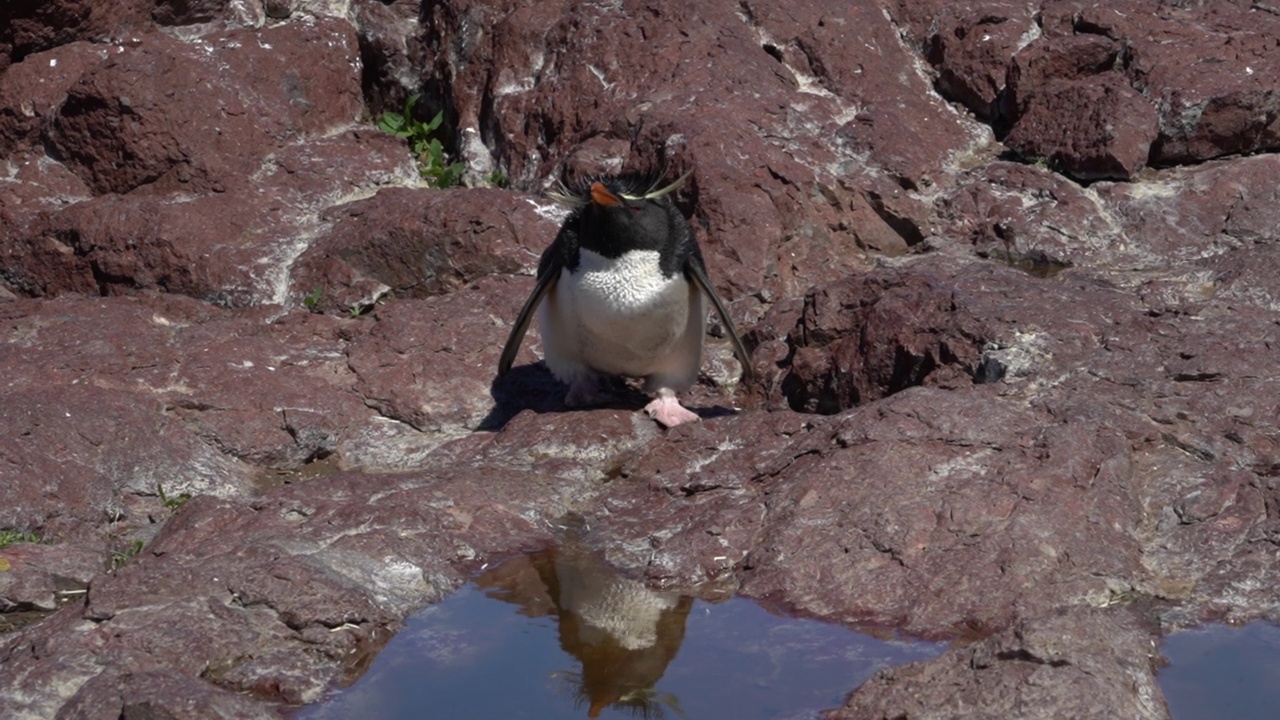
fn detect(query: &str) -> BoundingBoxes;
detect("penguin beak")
[590,182,623,207]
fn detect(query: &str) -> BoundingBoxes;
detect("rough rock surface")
[3,1,1280,719]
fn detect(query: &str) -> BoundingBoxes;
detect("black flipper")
[497,256,561,376]
[684,255,753,381]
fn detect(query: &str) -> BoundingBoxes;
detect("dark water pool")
[1160,622,1280,720]
[295,547,945,720]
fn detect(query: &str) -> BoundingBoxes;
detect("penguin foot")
[564,375,613,408]
[643,394,700,428]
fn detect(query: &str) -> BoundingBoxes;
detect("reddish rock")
[1,464,576,717]
[999,31,1157,180]
[777,265,990,414]
[0,0,151,72]
[353,0,430,116]
[905,1,1038,119]
[290,187,557,314]
[2,129,415,303]
[346,275,554,434]
[938,155,1280,275]
[0,42,110,157]
[1095,154,1280,270]
[0,542,102,612]
[1030,1,1280,166]
[152,0,230,26]
[1001,33,1122,123]
[1093,2,1280,163]
[47,18,362,196]
[4,2,1280,719]
[835,608,1167,719]
[59,669,281,720]
[1004,71,1158,180]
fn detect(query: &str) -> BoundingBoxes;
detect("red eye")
[629,206,641,213]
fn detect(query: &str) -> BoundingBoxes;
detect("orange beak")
[590,182,622,207]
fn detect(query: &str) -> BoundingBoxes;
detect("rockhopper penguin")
[497,171,751,427]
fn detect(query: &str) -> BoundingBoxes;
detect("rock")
[152,0,229,26]
[3,129,416,303]
[47,18,362,196]
[60,669,282,720]
[905,1,1038,120]
[290,187,557,314]
[0,0,151,73]
[420,0,965,302]
[1004,71,1158,181]
[1000,31,1157,180]
[1018,1,1280,169]
[4,2,1280,719]
[1,463,577,717]
[0,42,111,158]
[0,543,101,612]
[1080,2,1280,164]
[354,0,432,118]
[835,608,1167,720]
[346,276,535,434]
[777,262,991,414]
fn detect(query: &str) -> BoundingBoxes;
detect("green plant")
[303,286,323,312]
[485,170,509,188]
[377,94,466,188]
[0,529,40,548]
[111,539,145,570]
[156,483,192,511]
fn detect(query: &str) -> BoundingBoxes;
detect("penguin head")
[579,181,674,259]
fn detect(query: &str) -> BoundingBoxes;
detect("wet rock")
[835,608,1167,720]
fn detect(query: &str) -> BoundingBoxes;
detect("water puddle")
[1159,622,1280,720]
[296,544,945,719]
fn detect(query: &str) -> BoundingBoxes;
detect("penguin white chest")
[572,249,682,314]
[561,249,692,371]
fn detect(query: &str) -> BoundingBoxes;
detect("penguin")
[497,170,751,428]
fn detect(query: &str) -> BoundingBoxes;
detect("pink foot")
[643,394,700,428]
[564,376,612,408]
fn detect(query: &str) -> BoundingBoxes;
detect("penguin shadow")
[475,540,691,719]
[483,362,740,431]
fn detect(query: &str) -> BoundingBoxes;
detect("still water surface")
[297,547,945,719]
[1160,622,1280,720]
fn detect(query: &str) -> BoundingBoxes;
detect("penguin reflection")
[477,544,692,718]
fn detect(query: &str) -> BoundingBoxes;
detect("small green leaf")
[376,112,404,133]
[423,110,444,133]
